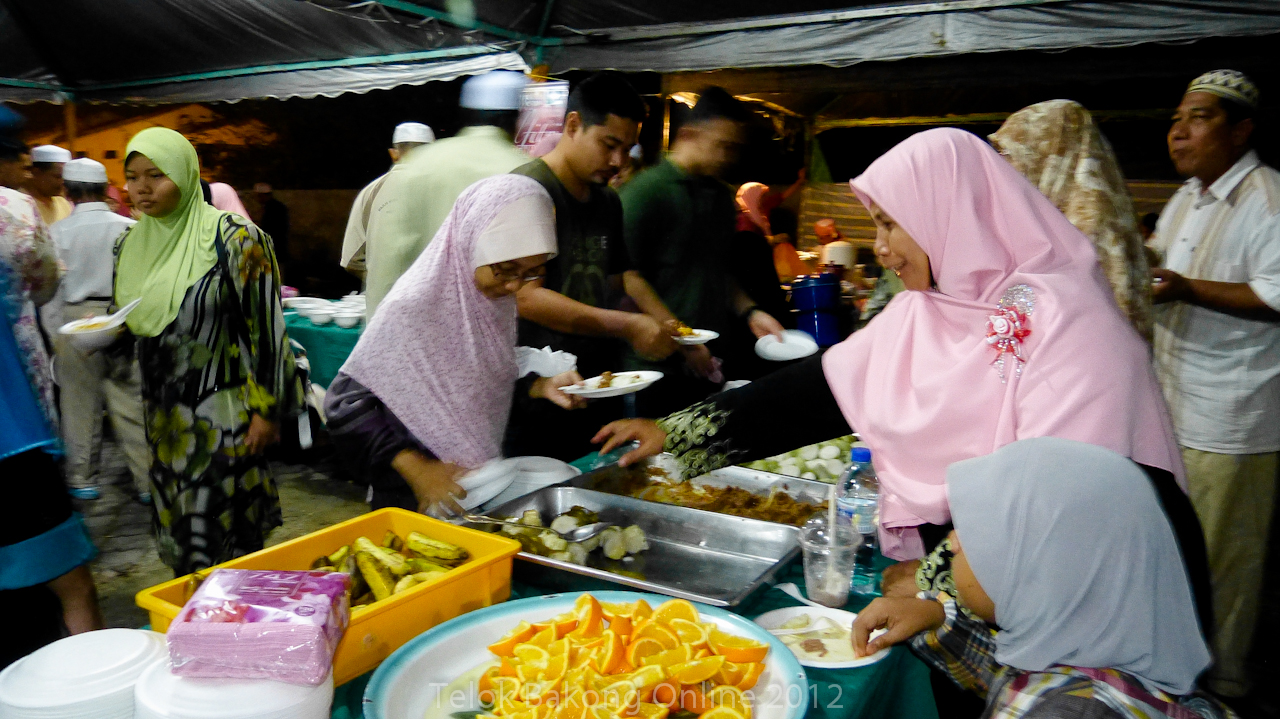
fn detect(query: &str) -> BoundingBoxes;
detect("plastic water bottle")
[836,447,880,595]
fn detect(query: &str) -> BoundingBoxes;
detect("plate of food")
[364,591,809,719]
[561,371,663,398]
[669,321,719,346]
[57,298,141,351]
[754,605,890,669]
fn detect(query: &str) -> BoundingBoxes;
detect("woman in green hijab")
[115,127,300,575]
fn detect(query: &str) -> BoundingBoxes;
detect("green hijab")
[114,127,226,337]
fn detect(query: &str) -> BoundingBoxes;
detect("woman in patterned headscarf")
[989,100,1153,341]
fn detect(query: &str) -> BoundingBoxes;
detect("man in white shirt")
[27,144,73,226]
[340,122,435,282]
[49,158,151,503]
[1149,69,1280,698]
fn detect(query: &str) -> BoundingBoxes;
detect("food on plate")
[308,529,470,608]
[742,435,858,483]
[666,320,695,337]
[769,615,856,664]
[490,506,648,565]
[586,466,826,527]
[66,317,111,332]
[476,595,767,719]
[573,372,647,391]
[599,371,615,388]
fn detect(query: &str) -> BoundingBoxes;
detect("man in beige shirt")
[27,144,73,225]
[363,71,531,318]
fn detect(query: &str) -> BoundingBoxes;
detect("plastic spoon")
[773,582,829,609]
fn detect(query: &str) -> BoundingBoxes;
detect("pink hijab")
[209,182,249,217]
[823,128,1183,560]
[341,175,557,468]
[735,182,771,234]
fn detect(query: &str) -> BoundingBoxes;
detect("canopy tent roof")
[4,0,1280,104]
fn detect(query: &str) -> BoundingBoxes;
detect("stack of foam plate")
[483,456,582,509]
[0,629,167,719]
[133,663,333,719]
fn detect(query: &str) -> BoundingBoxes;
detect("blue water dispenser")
[791,272,842,347]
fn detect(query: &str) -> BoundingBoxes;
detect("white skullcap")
[459,71,528,111]
[392,122,435,145]
[62,158,108,183]
[31,145,72,163]
[629,144,643,161]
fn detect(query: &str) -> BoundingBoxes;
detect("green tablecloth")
[285,313,363,388]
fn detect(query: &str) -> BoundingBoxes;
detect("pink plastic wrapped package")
[167,569,350,685]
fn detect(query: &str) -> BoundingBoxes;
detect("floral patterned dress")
[117,214,300,574]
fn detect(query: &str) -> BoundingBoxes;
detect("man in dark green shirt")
[620,87,785,417]
[507,73,678,461]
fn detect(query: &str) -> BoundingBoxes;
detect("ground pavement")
[82,440,368,629]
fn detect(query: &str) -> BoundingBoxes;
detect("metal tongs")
[463,513,614,543]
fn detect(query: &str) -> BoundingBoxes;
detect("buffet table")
[330,559,938,719]
[284,313,363,389]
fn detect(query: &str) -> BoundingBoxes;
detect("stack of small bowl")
[0,629,168,719]
[331,293,365,329]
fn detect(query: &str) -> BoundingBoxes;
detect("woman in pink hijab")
[324,175,583,515]
[596,129,1207,610]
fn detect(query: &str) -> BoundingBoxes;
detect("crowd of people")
[0,65,1276,718]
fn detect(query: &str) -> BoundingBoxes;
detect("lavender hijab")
[341,175,557,468]
[947,437,1210,695]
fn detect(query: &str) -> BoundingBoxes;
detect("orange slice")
[678,685,709,714]
[625,637,665,670]
[650,599,700,626]
[707,629,768,664]
[536,613,581,638]
[554,701,587,719]
[639,645,693,669]
[590,630,626,675]
[608,615,633,638]
[491,621,540,657]
[699,707,747,719]
[479,665,500,694]
[704,686,751,719]
[669,656,726,685]
[734,663,763,691]
[650,681,680,711]
[516,644,552,669]
[634,703,669,719]
[625,664,668,693]
[501,656,520,677]
[570,595,605,637]
[668,619,709,647]
[600,682,639,717]
[631,622,680,651]
[527,625,558,649]
[548,638,572,658]
[543,653,569,683]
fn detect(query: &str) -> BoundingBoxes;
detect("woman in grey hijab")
[852,437,1224,719]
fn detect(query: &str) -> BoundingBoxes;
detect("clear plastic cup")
[799,520,861,607]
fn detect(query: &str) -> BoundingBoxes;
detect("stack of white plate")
[483,456,582,510]
[0,629,167,719]
[133,664,333,719]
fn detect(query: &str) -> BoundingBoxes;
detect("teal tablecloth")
[285,313,363,389]
[331,453,939,719]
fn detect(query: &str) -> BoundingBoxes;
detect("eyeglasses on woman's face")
[488,263,547,285]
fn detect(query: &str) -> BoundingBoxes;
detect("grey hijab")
[946,437,1210,695]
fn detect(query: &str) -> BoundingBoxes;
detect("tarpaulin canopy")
[4,0,1280,104]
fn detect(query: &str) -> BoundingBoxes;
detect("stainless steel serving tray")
[571,456,835,507]
[476,486,799,607]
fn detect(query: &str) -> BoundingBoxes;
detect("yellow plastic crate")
[136,508,521,686]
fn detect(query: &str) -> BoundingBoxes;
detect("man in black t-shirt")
[506,73,678,461]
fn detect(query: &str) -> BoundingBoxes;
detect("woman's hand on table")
[391,450,468,517]
[592,419,667,467]
[851,596,945,657]
[531,371,588,410]
[244,414,280,455]
[880,560,922,598]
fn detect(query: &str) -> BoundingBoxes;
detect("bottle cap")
[850,447,872,463]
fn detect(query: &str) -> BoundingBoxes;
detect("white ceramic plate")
[364,591,809,719]
[673,329,719,346]
[560,370,663,398]
[755,331,819,362]
[754,606,890,669]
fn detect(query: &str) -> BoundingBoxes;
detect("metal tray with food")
[569,456,833,527]
[470,485,799,607]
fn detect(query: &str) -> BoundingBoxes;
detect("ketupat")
[406,531,470,563]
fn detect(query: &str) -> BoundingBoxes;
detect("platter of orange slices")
[364,591,808,719]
